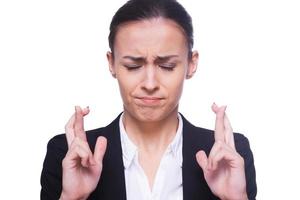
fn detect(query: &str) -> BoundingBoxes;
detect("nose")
[141,66,159,92]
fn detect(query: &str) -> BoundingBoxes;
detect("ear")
[186,51,199,79]
[106,51,116,78]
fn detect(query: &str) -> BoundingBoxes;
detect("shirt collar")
[119,114,138,169]
[119,113,183,169]
[167,114,183,163]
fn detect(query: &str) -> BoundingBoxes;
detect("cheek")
[161,72,186,99]
[171,80,184,100]
[117,79,130,100]
[117,74,138,102]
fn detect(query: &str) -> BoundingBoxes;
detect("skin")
[60,18,248,200]
[107,18,198,188]
[196,103,248,200]
[60,106,107,200]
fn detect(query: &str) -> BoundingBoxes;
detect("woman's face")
[107,18,198,122]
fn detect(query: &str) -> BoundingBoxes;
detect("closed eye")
[123,64,142,71]
[159,63,176,71]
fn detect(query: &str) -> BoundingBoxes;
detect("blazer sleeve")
[235,134,257,200]
[40,134,67,200]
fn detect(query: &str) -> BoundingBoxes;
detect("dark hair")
[108,0,194,58]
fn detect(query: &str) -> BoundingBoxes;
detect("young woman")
[41,0,256,199]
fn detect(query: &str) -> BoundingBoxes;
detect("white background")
[0,0,299,199]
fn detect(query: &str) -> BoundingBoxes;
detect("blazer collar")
[97,113,216,200]
[181,114,217,199]
[94,113,127,200]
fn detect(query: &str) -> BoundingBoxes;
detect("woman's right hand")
[60,106,107,200]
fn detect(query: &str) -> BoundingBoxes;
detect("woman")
[41,0,256,199]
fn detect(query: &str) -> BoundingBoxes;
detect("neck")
[122,109,179,153]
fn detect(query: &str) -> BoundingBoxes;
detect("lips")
[135,96,164,106]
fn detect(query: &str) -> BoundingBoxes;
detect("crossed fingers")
[196,103,242,171]
[65,106,90,147]
[212,103,235,149]
[63,106,95,166]
[61,106,107,200]
[196,104,247,200]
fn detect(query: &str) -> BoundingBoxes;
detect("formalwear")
[40,113,257,200]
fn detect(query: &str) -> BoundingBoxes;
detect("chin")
[136,108,164,122]
[125,105,178,123]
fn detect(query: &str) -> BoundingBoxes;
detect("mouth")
[135,96,164,106]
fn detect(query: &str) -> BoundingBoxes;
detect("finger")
[94,136,107,165]
[64,143,91,168]
[207,140,223,170]
[211,102,219,113]
[208,143,241,171]
[212,103,227,142]
[68,137,94,167]
[74,106,88,141]
[224,113,235,149]
[65,113,76,147]
[80,149,91,167]
[65,106,90,147]
[82,106,90,116]
[196,150,208,171]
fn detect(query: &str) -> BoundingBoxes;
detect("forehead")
[113,18,188,58]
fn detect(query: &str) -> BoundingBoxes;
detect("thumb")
[94,136,107,165]
[196,150,208,171]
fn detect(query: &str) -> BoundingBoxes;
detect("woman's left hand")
[196,103,248,200]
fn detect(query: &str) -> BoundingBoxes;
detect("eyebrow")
[155,55,179,62]
[122,55,179,63]
[122,56,146,63]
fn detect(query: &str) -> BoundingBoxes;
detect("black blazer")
[41,114,257,200]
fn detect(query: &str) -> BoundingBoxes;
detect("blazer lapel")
[181,114,218,200]
[92,113,218,200]
[92,114,127,200]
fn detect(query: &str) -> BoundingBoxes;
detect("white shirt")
[119,114,183,200]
